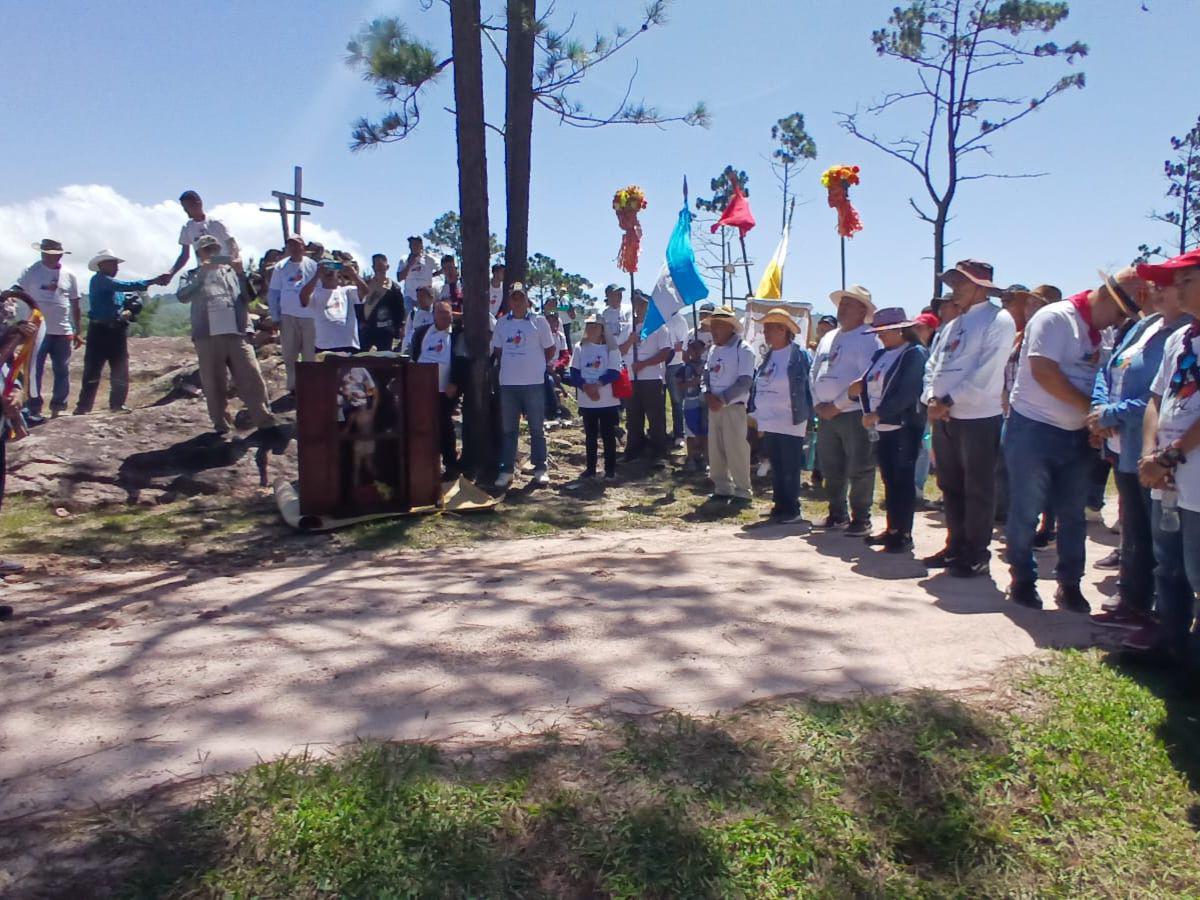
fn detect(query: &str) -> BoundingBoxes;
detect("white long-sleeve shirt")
[926,300,1016,419]
[809,325,880,412]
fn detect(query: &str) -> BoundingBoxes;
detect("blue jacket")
[1092,312,1194,473]
[87,273,154,323]
[860,341,928,430]
[749,343,813,426]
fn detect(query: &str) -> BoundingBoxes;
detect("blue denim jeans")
[1003,411,1092,585]
[764,432,805,516]
[499,383,547,473]
[1150,501,1200,656]
[29,333,73,414]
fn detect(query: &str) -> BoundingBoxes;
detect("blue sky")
[0,0,1193,315]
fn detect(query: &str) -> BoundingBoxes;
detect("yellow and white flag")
[754,226,789,299]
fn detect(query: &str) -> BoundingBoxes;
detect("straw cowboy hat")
[32,238,70,255]
[755,306,801,335]
[88,249,125,272]
[828,284,876,323]
[1097,268,1143,320]
[707,306,743,332]
[939,259,999,292]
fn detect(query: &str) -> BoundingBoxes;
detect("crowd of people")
[1,189,1199,670]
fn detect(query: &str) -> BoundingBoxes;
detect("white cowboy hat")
[828,284,876,323]
[88,249,126,273]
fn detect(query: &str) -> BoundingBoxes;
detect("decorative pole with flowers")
[820,164,863,290]
[614,184,647,300]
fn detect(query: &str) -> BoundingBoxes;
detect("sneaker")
[110,406,133,414]
[1032,529,1056,549]
[844,519,872,537]
[948,556,990,578]
[885,533,914,554]
[604,471,618,482]
[1055,583,1090,614]
[921,548,957,568]
[25,413,45,427]
[531,467,550,486]
[864,531,892,546]
[494,471,514,489]
[1094,548,1121,570]
[1007,581,1042,609]
[756,461,771,477]
[520,461,538,475]
[581,468,598,479]
[777,512,810,526]
[820,515,849,529]
[1090,605,1151,630]
[559,417,574,428]
[1121,624,1159,652]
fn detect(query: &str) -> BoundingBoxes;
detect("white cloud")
[0,185,364,288]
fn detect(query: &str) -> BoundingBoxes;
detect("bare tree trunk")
[933,209,948,299]
[450,0,494,477]
[504,0,536,294]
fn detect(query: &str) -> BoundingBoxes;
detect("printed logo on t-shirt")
[711,360,723,376]
[828,347,841,365]
[586,355,603,370]
[945,335,963,356]
[761,361,778,380]
[39,278,59,292]
[869,366,885,383]
[431,339,445,353]
[507,332,524,346]
[288,270,304,284]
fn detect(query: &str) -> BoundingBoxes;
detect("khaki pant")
[280,314,316,391]
[194,334,275,432]
[708,402,752,499]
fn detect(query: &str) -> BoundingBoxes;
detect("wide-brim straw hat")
[938,259,998,293]
[755,306,801,335]
[1097,269,1142,320]
[707,306,742,333]
[828,284,876,323]
[32,239,69,255]
[88,249,125,272]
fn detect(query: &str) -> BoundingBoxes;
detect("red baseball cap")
[1136,248,1200,286]
[913,312,940,329]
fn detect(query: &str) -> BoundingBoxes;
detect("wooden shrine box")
[296,357,440,518]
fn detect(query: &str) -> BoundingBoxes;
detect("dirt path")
[1,516,1117,820]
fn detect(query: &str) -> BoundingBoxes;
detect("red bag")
[612,366,633,400]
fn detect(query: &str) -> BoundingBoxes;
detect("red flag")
[710,182,756,237]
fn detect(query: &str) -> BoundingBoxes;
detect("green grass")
[42,651,1200,898]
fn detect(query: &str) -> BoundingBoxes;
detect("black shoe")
[1055,583,1091,614]
[844,519,872,537]
[1094,549,1121,570]
[864,530,891,546]
[820,515,849,529]
[948,556,990,578]
[25,413,45,427]
[1032,529,1056,550]
[921,548,957,568]
[1008,580,1042,609]
[884,532,914,554]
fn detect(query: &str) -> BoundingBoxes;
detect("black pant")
[439,393,459,471]
[582,406,619,475]
[625,379,667,459]
[765,432,805,516]
[0,433,6,511]
[878,425,922,537]
[931,415,1002,562]
[1115,470,1154,612]
[76,322,130,413]
[359,326,396,353]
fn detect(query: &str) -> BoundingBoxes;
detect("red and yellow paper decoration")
[821,164,863,239]
[613,185,647,274]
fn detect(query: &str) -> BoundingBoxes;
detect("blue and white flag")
[642,203,708,338]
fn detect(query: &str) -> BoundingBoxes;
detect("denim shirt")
[749,342,813,425]
[87,273,154,323]
[1092,313,1194,473]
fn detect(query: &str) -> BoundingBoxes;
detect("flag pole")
[840,236,846,291]
[738,232,754,298]
[780,198,796,297]
[684,174,698,332]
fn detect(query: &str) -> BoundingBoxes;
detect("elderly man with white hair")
[704,307,757,504]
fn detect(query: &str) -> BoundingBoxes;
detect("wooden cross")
[258,166,325,243]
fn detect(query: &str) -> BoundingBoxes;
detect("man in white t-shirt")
[16,239,82,421]
[267,234,318,392]
[1003,269,1141,612]
[601,283,630,354]
[299,258,369,352]
[624,290,674,463]
[488,263,506,317]
[411,300,465,477]
[809,284,881,534]
[169,191,238,280]
[401,287,436,356]
[922,259,1016,577]
[705,307,757,502]
[397,236,440,316]
[490,284,556,488]
[1132,248,1200,663]
[665,310,690,443]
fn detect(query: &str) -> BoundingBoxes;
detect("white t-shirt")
[753,347,806,436]
[269,257,318,318]
[17,261,80,335]
[179,217,235,256]
[418,325,453,392]
[488,284,504,316]
[926,300,1016,419]
[491,313,555,386]
[402,306,434,354]
[1010,299,1101,431]
[571,341,622,409]
[706,338,756,398]
[1150,328,1200,512]
[602,305,630,354]
[631,324,672,381]
[667,313,690,356]
[810,326,881,412]
[551,327,568,354]
[402,252,440,298]
[311,285,360,350]
[1106,318,1165,454]
[864,345,907,432]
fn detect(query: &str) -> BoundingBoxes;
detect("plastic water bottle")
[868,426,880,443]
[1160,490,1181,533]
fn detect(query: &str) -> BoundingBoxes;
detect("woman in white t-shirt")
[566,316,622,480]
[299,259,369,353]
